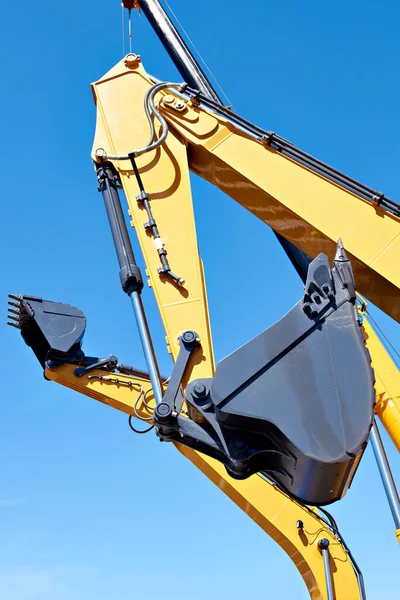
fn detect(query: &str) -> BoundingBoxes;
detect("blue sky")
[1,1,399,598]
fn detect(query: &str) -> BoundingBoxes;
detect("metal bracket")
[74,355,118,377]
[154,330,200,423]
[302,253,334,317]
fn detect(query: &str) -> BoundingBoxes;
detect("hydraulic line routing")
[7,3,400,600]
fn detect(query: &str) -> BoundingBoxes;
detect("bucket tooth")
[332,239,356,298]
[7,294,36,331]
[7,316,20,325]
[334,237,349,262]
[8,301,20,309]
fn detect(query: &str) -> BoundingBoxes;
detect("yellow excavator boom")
[23,53,398,599]
[7,5,400,600]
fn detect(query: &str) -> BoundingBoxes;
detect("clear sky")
[1,1,399,599]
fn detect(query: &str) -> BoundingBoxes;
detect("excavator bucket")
[8,243,375,505]
[7,295,86,368]
[156,241,376,505]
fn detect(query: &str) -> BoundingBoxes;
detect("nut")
[124,53,141,69]
[164,95,175,104]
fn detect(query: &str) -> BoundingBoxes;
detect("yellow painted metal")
[92,57,214,384]
[46,364,361,599]
[160,96,400,323]
[46,364,158,416]
[91,58,400,326]
[362,316,400,451]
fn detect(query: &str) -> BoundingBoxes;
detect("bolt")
[191,382,210,406]
[193,383,206,397]
[322,285,335,299]
[124,53,140,68]
[303,302,318,317]
[164,95,175,104]
[182,330,196,344]
[174,101,185,109]
[296,520,304,530]
[156,403,171,417]
[96,148,106,159]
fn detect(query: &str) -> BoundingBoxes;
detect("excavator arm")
[7,4,400,599]
[93,56,400,319]
[8,51,400,599]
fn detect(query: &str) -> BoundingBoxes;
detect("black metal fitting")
[311,293,321,304]
[192,382,207,397]
[136,191,149,203]
[318,538,330,551]
[144,219,156,229]
[372,192,384,207]
[181,330,198,347]
[157,265,185,286]
[190,381,211,408]
[322,284,334,299]
[155,402,173,423]
[303,302,317,317]
[261,132,275,146]
[186,378,213,411]
[74,354,118,377]
[296,520,304,530]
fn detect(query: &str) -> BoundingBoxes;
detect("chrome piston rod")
[318,539,334,600]
[137,0,222,104]
[370,422,400,534]
[96,161,163,404]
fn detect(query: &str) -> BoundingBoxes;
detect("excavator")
[7,1,400,598]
